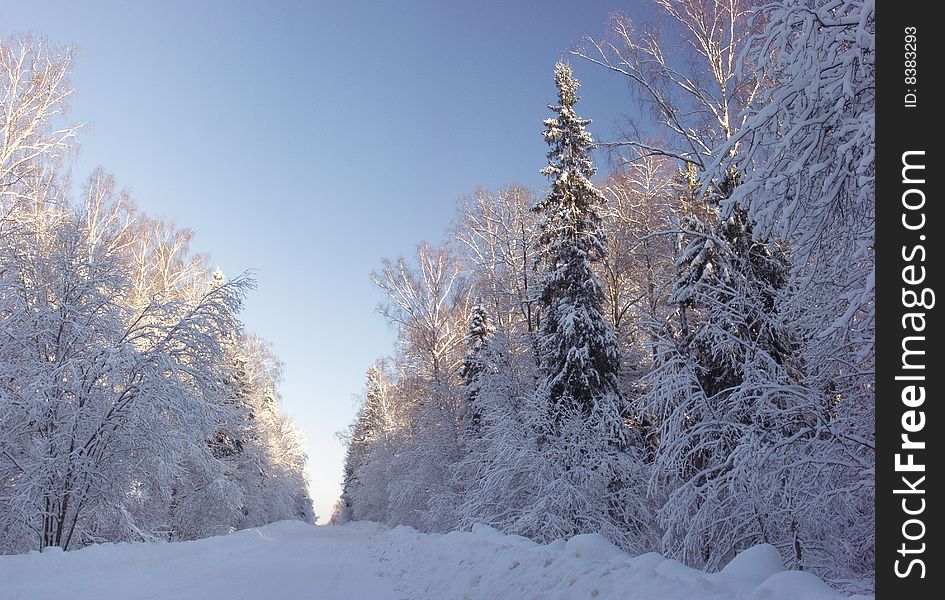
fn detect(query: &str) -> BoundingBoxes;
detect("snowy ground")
[0,520,872,600]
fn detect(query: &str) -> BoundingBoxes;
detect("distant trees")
[346,244,472,529]
[0,34,312,555]
[211,330,314,532]
[337,361,401,523]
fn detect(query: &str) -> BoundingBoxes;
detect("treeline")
[0,35,312,554]
[337,0,874,591]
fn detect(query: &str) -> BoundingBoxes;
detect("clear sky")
[1,0,648,523]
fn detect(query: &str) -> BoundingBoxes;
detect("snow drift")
[379,523,873,600]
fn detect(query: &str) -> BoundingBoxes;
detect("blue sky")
[1,0,649,522]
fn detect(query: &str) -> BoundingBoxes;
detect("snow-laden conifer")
[532,62,627,444]
[524,63,652,550]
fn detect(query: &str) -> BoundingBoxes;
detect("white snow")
[0,521,398,600]
[0,520,873,600]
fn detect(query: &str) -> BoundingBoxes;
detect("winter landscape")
[1,1,874,599]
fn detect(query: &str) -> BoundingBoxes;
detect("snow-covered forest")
[336,0,874,593]
[0,0,875,596]
[0,35,313,554]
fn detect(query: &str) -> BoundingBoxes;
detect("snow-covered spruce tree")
[642,171,810,572]
[458,300,494,432]
[533,62,622,435]
[523,62,652,550]
[702,0,875,586]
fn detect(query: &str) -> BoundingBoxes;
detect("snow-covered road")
[0,520,870,600]
[0,521,401,600]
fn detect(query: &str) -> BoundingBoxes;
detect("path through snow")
[0,521,400,600]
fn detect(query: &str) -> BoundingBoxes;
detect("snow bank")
[373,524,874,600]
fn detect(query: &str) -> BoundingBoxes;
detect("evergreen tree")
[533,62,626,446]
[460,300,493,384]
[643,173,806,570]
[338,366,382,522]
[459,300,494,431]
[517,63,652,551]
[704,0,875,583]
[673,173,794,387]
